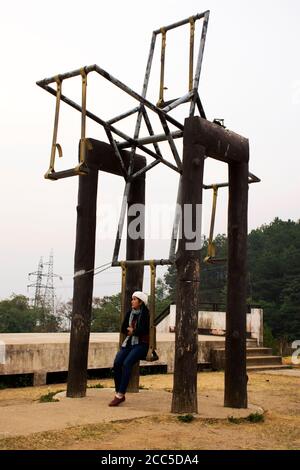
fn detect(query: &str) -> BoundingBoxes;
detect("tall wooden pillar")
[66,141,146,398]
[67,168,98,397]
[224,160,249,408]
[171,120,205,413]
[125,173,145,392]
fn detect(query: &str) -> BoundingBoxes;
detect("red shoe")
[108,395,125,406]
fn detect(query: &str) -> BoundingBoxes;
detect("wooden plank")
[184,116,249,163]
[86,139,146,175]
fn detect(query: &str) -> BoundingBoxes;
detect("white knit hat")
[132,291,148,306]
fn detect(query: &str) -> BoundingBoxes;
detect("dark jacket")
[121,303,150,344]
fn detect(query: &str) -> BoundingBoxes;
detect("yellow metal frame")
[157,28,167,108]
[146,260,158,362]
[119,261,127,348]
[156,17,196,106]
[189,17,195,91]
[44,69,92,180]
[204,185,227,264]
[44,76,63,179]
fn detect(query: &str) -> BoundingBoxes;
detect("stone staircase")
[211,340,291,372]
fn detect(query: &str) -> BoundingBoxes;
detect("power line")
[27,257,47,309]
[43,249,63,315]
[28,251,62,314]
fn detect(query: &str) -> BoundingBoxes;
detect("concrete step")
[214,347,272,355]
[246,347,273,356]
[247,364,291,372]
[246,355,282,366]
[211,347,284,370]
[246,339,259,347]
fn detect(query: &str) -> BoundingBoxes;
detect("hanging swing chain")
[145,260,157,362]
[157,28,167,107]
[150,262,156,350]
[189,17,195,92]
[207,185,218,258]
[119,261,127,348]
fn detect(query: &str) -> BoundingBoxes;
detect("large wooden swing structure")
[37,11,260,412]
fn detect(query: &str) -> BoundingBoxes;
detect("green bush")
[38,390,64,402]
[177,414,195,423]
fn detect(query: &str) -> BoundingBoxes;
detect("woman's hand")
[127,326,134,336]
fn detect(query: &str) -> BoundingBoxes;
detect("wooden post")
[66,141,146,398]
[67,167,98,397]
[178,117,250,409]
[125,173,145,392]
[224,160,249,408]
[171,119,205,413]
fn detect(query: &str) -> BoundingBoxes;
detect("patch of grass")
[228,412,264,424]
[87,383,104,389]
[0,421,119,450]
[177,414,195,423]
[38,390,64,403]
[247,412,264,423]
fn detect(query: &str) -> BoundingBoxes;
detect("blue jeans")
[113,343,148,394]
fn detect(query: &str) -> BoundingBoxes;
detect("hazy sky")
[1,0,299,302]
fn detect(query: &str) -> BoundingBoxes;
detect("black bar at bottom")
[0,450,298,466]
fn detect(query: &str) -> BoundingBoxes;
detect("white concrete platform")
[0,333,225,384]
[0,332,225,344]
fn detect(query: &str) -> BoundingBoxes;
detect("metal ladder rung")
[45,167,89,180]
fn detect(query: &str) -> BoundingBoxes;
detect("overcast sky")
[1,0,299,303]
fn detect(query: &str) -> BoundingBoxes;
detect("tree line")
[1,218,299,342]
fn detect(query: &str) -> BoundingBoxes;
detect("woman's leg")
[118,343,148,394]
[113,347,130,393]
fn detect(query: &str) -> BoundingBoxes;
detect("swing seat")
[204,255,226,265]
[146,348,159,362]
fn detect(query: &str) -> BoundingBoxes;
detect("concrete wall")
[0,333,224,385]
[156,305,176,333]
[199,309,263,345]
[157,305,264,346]
[198,311,226,336]
[249,308,264,346]
[0,340,5,365]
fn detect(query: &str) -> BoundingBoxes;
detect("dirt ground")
[0,370,299,450]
